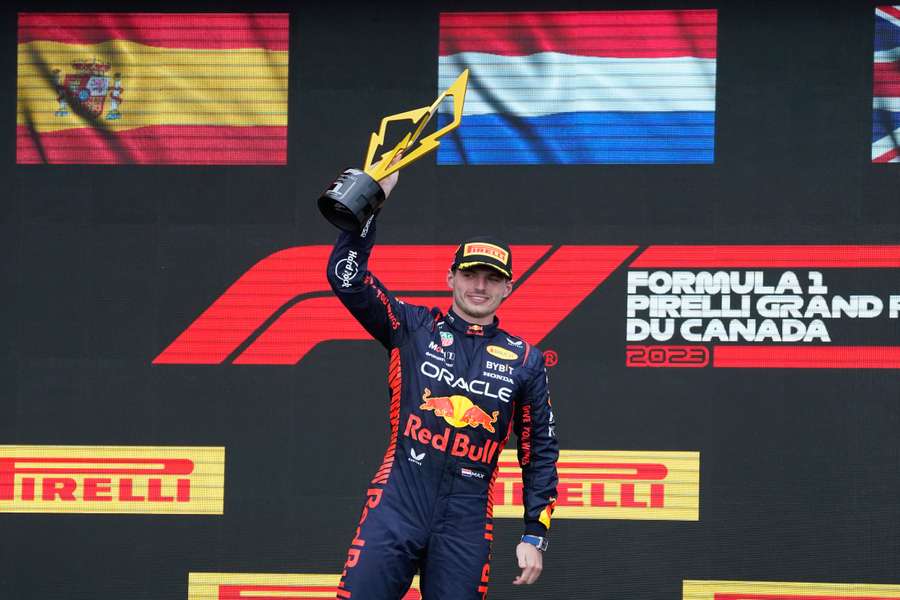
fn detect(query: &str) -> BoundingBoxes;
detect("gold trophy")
[318,70,469,231]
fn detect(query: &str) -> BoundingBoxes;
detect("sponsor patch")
[463,242,510,265]
[409,448,426,465]
[486,345,518,361]
[461,467,485,479]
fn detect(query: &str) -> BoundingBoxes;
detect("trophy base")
[318,169,385,232]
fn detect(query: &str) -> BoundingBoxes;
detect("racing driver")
[327,166,558,599]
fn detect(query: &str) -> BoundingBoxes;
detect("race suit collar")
[446,308,500,337]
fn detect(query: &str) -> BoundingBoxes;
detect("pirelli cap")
[451,236,513,279]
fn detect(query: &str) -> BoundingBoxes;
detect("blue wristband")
[521,534,549,551]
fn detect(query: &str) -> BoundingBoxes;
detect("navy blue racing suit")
[327,218,559,599]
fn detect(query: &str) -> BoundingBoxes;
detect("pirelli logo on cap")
[188,573,422,600]
[492,449,700,521]
[463,243,509,265]
[683,580,900,600]
[0,445,224,514]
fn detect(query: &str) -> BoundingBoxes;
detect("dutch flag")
[437,10,718,165]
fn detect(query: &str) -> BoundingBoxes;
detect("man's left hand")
[512,542,543,585]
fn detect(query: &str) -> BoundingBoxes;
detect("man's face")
[447,266,513,322]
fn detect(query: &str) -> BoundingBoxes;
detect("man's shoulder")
[492,329,544,369]
[397,302,444,330]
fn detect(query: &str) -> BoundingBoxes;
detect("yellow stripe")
[683,580,900,599]
[17,39,288,131]
[187,574,424,600]
[457,261,511,277]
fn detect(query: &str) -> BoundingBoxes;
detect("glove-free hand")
[512,542,543,585]
[374,153,402,199]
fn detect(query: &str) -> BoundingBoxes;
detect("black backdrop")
[4,1,900,599]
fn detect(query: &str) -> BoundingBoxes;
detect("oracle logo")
[492,449,700,521]
[154,245,636,365]
[0,446,224,514]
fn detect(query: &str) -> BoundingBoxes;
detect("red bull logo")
[403,414,501,465]
[420,388,498,433]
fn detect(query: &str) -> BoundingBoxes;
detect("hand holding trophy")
[318,70,469,231]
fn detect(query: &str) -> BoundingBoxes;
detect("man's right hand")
[375,153,402,198]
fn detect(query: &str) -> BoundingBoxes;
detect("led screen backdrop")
[437,9,718,164]
[16,12,289,164]
[874,5,900,163]
[3,2,900,600]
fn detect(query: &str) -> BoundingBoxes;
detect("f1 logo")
[154,245,636,365]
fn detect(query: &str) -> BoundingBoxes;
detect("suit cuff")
[523,521,548,537]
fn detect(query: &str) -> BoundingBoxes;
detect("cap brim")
[456,260,512,279]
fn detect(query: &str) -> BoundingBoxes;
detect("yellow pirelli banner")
[188,573,422,600]
[492,448,700,521]
[684,580,900,600]
[0,445,224,514]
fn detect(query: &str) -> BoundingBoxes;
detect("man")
[327,167,558,599]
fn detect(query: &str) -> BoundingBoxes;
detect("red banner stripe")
[17,125,286,165]
[873,63,900,97]
[224,249,550,365]
[631,245,900,267]
[218,585,335,600]
[18,12,289,51]
[874,145,900,164]
[879,5,900,20]
[498,245,637,344]
[714,346,900,368]
[439,10,717,58]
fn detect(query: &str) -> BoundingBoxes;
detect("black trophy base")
[318,168,385,232]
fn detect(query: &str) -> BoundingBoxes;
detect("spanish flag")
[17,13,288,164]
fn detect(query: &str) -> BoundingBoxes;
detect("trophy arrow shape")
[363,69,469,180]
[318,69,469,232]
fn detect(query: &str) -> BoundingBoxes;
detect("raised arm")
[327,217,411,349]
[325,162,416,349]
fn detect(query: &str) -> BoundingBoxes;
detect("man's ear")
[447,269,455,290]
[503,279,513,298]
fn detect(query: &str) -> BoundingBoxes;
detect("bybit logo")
[492,449,700,521]
[0,446,224,514]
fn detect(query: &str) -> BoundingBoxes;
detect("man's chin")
[459,302,497,320]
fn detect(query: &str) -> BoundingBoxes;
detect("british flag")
[873,6,900,163]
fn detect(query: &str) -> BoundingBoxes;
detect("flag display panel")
[16,12,289,164]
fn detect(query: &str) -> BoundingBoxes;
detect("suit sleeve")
[327,217,419,349]
[514,348,559,537]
